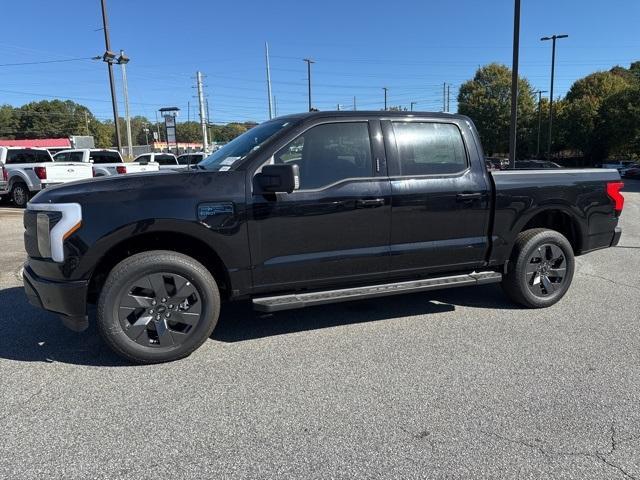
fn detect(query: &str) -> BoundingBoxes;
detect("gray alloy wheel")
[11,183,29,208]
[97,251,220,364]
[524,243,568,297]
[117,272,204,347]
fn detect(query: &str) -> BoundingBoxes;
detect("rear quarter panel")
[490,168,621,264]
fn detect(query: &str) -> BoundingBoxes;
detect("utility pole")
[442,83,448,112]
[383,87,388,110]
[100,0,122,151]
[187,101,190,123]
[446,85,451,113]
[541,34,568,157]
[535,90,547,157]
[353,96,356,111]
[410,101,417,112]
[117,50,133,158]
[303,58,314,111]
[265,42,274,119]
[196,71,208,151]
[336,104,341,111]
[508,0,521,169]
[154,111,161,147]
[84,111,89,135]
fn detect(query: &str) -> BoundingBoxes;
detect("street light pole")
[410,101,417,112]
[541,34,568,157]
[535,90,548,157]
[508,0,521,170]
[383,87,388,110]
[99,0,122,152]
[117,50,133,159]
[303,58,314,112]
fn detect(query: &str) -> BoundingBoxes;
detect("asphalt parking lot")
[0,181,639,479]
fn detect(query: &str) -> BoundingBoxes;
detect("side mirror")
[255,164,300,193]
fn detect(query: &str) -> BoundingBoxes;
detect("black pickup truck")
[22,111,624,363]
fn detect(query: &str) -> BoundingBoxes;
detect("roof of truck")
[275,111,467,122]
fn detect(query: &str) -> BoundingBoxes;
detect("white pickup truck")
[54,149,160,177]
[133,152,188,170]
[0,147,93,207]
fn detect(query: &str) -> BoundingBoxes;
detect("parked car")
[54,149,160,176]
[601,161,636,173]
[23,111,624,363]
[0,147,92,207]
[177,152,207,166]
[622,164,640,178]
[134,153,185,170]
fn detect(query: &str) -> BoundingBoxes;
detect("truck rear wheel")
[502,228,575,308]
[97,250,220,364]
[11,183,30,208]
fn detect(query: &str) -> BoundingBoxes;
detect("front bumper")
[23,263,89,331]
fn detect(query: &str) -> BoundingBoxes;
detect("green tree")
[0,105,16,139]
[600,85,640,156]
[562,71,630,161]
[457,63,536,156]
[176,121,202,143]
[14,100,93,139]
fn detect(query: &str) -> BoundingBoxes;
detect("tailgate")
[126,162,160,173]
[44,163,93,183]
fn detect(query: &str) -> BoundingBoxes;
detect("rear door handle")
[456,192,482,202]
[356,198,385,208]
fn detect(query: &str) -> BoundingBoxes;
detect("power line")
[0,57,95,67]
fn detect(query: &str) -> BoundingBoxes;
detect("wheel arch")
[518,207,584,254]
[87,230,232,304]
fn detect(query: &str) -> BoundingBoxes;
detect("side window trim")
[389,120,471,178]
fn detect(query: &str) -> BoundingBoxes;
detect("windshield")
[199,119,294,171]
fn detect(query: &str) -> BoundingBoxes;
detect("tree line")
[457,61,640,162]
[0,100,256,148]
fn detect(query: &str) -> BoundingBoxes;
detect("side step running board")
[252,271,502,312]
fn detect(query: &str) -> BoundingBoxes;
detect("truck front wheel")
[11,183,30,208]
[97,251,220,364]
[502,228,575,308]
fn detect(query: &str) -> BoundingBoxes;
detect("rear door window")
[90,151,121,164]
[54,152,70,162]
[69,152,85,163]
[392,122,467,176]
[155,155,177,165]
[6,149,52,164]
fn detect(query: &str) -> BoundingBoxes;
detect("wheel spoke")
[548,267,566,278]
[154,319,175,346]
[549,244,564,262]
[148,273,170,300]
[532,272,541,286]
[170,311,200,326]
[541,275,555,294]
[526,261,539,274]
[127,315,153,341]
[171,282,198,305]
[120,294,153,308]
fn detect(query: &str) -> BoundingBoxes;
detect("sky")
[0,0,638,126]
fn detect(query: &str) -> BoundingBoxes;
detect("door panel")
[248,120,391,291]
[385,120,491,275]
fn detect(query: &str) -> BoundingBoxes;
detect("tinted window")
[69,152,84,162]
[154,154,177,166]
[177,154,200,165]
[392,122,467,175]
[53,152,70,162]
[274,122,372,189]
[6,149,52,164]
[90,151,121,164]
[200,119,293,171]
[135,155,151,163]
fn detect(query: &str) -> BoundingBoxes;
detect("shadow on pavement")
[0,281,517,365]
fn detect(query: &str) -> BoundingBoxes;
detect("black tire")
[11,183,30,208]
[502,228,575,308]
[97,250,220,364]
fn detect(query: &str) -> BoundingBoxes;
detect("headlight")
[27,203,82,262]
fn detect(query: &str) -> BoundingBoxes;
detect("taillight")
[34,166,47,180]
[116,166,127,174]
[1,166,7,182]
[606,181,624,216]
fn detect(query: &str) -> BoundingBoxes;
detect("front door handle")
[456,192,482,202]
[356,198,385,208]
